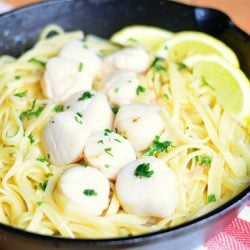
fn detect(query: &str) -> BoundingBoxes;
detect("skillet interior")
[0,0,249,249]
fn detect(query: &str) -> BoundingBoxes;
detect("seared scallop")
[114,104,165,151]
[54,166,110,216]
[116,156,178,218]
[102,47,150,75]
[103,70,140,107]
[64,91,114,133]
[41,57,93,102]
[60,40,102,77]
[42,111,89,165]
[84,130,136,179]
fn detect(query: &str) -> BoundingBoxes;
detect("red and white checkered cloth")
[196,202,250,250]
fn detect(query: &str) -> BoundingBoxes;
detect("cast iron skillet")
[0,1,249,250]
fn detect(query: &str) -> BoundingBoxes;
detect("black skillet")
[0,1,249,250]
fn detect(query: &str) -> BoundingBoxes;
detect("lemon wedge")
[157,31,239,67]
[111,25,173,52]
[184,55,250,123]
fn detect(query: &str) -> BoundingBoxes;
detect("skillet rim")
[0,0,249,246]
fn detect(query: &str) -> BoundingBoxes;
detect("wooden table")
[3,0,250,33]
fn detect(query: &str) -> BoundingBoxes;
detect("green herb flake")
[164,45,168,50]
[83,189,98,196]
[145,136,174,156]
[78,62,84,72]
[114,138,121,143]
[39,180,48,191]
[36,201,44,206]
[178,62,187,71]
[28,134,35,144]
[114,87,119,93]
[151,57,166,72]
[77,91,94,101]
[54,105,64,113]
[29,58,46,67]
[112,107,119,115]
[104,129,112,136]
[163,93,169,100]
[37,156,51,168]
[14,90,27,98]
[20,100,44,121]
[98,140,104,144]
[195,155,212,165]
[136,85,146,95]
[83,44,89,49]
[208,194,216,203]
[75,112,83,124]
[104,147,113,156]
[201,76,215,91]
[105,164,110,168]
[15,75,21,80]
[134,163,154,178]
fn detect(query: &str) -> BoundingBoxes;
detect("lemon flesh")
[158,31,239,67]
[111,25,173,52]
[184,55,250,121]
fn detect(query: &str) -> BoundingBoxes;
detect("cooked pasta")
[0,25,249,239]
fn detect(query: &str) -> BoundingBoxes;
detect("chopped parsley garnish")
[104,147,113,156]
[75,112,83,124]
[195,155,212,165]
[145,136,174,156]
[83,189,98,196]
[54,105,64,113]
[28,134,35,144]
[37,156,51,168]
[134,163,154,178]
[15,75,21,80]
[151,57,166,72]
[104,128,112,136]
[105,164,110,168]
[114,87,119,93]
[114,138,121,143]
[98,140,104,144]
[14,90,27,98]
[29,58,46,67]
[164,45,168,50]
[78,62,84,72]
[112,107,119,115]
[163,93,169,100]
[201,76,215,90]
[136,85,146,95]
[178,62,187,71]
[36,201,44,206]
[39,180,48,191]
[77,91,94,101]
[83,44,89,49]
[20,100,44,121]
[208,194,216,203]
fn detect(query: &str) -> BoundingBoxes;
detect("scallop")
[64,91,114,134]
[41,57,93,102]
[116,156,178,218]
[103,70,140,107]
[42,111,90,165]
[84,130,136,179]
[102,47,150,75]
[60,40,102,77]
[54,166,110,216]
[114,104,165,151]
